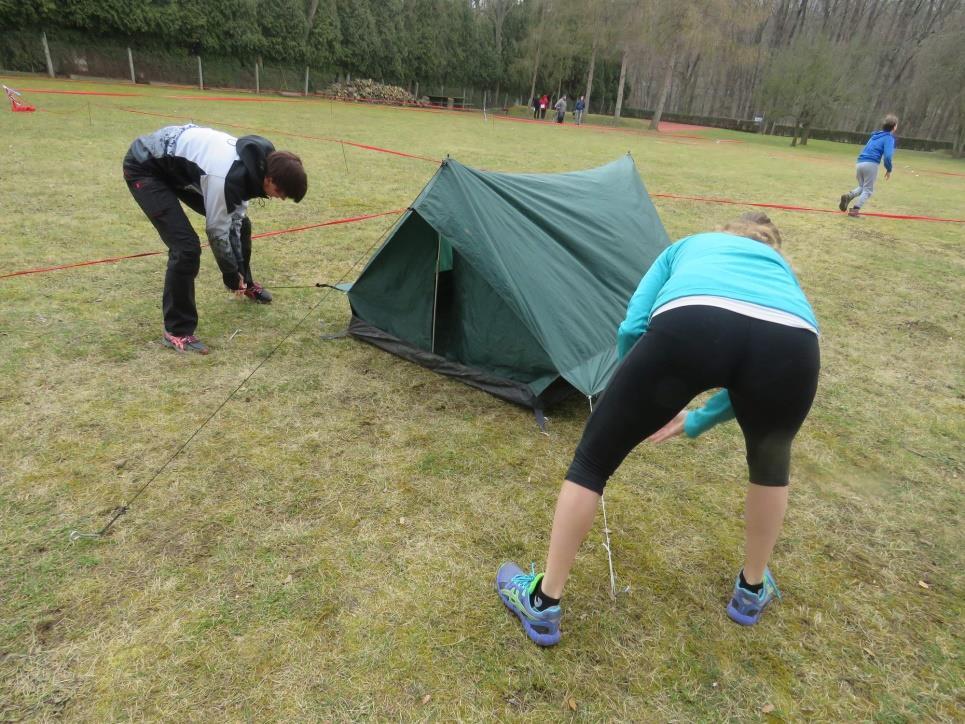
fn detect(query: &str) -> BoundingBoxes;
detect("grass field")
[1,77,963,721]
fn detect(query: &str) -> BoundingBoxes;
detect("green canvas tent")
[347,155,670,409]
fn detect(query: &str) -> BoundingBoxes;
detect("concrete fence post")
[41,31,54,78]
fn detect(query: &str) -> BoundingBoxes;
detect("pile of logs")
[325,79,415,103]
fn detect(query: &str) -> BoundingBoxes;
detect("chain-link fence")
[1,30,340,93]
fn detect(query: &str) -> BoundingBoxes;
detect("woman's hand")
[646,410,687,443]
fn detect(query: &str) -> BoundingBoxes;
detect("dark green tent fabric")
[348,155,669,407]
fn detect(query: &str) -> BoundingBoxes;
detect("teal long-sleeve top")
[684,389,736,437]
[617,232,818,437]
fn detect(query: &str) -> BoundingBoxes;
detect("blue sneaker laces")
[511,563,540,596]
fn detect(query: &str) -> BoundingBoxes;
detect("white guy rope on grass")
[600,494,617,600]
[590,394,618,600]
[589,392,628,601]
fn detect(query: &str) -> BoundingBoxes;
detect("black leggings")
[567,306,820,492]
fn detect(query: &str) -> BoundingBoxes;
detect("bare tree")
[758,33,849,145]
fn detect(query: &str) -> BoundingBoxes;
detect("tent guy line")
[68,214,399,542]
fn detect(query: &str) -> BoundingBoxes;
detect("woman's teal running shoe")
[726,568,782,625]
[495,562,562,646]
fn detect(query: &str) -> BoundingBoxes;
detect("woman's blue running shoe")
[726,567,782,625]
[495,562,562,646]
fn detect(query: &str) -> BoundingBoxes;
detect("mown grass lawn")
[1,76,962,721]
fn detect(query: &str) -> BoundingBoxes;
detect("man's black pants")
[124,161,252,336]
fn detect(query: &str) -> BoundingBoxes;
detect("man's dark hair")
[266,151,307,203]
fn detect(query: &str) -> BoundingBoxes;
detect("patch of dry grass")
[1,76,962,720]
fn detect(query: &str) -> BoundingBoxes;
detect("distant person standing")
[554,95,567,124]
[539,94,549,120]
[123,124,307,354]
[532,95,541,119]
[574,96,586,125]
[838,114,898,218]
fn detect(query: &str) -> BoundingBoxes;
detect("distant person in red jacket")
[539,94,549,120]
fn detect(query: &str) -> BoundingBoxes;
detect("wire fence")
[1,31,341,93]
[0,30,521,109]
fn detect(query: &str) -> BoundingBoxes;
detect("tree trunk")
[650,48,677,131]
[526,3,547,109]
[584,37,598,114]
[527,38,541,109]
[305,0,320,38]
[681,52,701,113]
[614,46,630,120]
[800,121,811,145]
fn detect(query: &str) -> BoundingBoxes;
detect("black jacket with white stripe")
[125,124,274,279]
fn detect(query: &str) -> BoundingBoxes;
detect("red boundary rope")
[5,88,960,280]
[265,97,964,220]
[0,209,405,281]
[17,83,962,176]
[652,193,964,222]
[7,184,959,282]
[114,106,440,163]
[18,87,140,97]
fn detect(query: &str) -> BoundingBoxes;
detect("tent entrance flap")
[429,245,558,393]
[348,211,437,350]
[431,234,455,354]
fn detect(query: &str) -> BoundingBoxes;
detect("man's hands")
[646,410,687,443]
[885,171,892,180]
[223,272,247,295]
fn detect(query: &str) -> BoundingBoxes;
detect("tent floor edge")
[349,316,571,409]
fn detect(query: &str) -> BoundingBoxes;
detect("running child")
[839,114,898,217]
